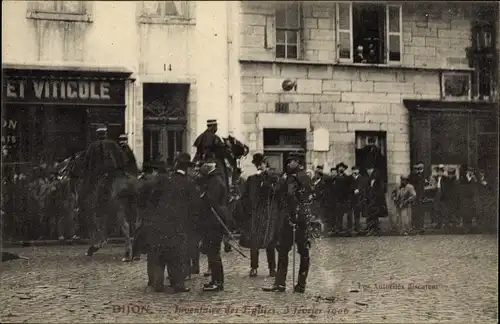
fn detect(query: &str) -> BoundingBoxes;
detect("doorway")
[142,83,189,172]
[263,128,306,171]
[355,131,388,189]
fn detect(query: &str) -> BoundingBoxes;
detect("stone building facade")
[237,1,499,188]
[2,1,239,169]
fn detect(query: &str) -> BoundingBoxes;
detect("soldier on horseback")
[193,119,228,189]
[79,126,128,257]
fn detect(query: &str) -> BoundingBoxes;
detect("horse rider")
[80,126,127,257]
[193,119,229,189]
[118,134,139,176]
[263,153,313,293]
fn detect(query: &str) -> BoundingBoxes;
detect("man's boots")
[294,256,310,293]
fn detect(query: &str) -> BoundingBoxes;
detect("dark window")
[275,2,300,59]
[275,102,289,113]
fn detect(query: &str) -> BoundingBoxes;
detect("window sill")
[138,16,195,26]
[26,11,93,23]
[239,57,475,73]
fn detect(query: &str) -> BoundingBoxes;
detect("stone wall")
[237,1,485,184]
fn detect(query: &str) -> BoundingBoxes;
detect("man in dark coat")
[365,166,387,235]
[408,162,426,232]
[80,126,127,256]
[430,164,452,229]
[333,162,350,236]
[118,134,139,176]
[198,161,228,292]
[144,152,199,293]
[349,165,367,235]
[193,119,228,189]
[459,166,477,232]
[263,153,312,293]
[239,153,280,278]
[359,137,384,172]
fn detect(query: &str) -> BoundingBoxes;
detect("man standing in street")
[144,152,198,293]
[262,153,312,293]
[349,166,367,236]
[408,162,426,233]
[333,162,350,236]
[430,165,450,229]
[365,166,386,236]
[460,166,477,233]
[198,161,228,292]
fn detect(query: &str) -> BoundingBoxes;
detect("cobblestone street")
[1,235,497,323]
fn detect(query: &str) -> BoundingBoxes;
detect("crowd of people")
[305,161,495,236]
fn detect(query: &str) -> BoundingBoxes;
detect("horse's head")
[224,135,249,160]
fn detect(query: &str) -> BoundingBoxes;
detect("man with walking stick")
[262,153,313,293]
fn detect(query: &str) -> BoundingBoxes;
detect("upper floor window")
[139,1,194,25]
[336,3,402,65]
[27,1,92,22]
[275,2,301,59]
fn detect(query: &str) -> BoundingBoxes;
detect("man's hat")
[400,175,409,180]
[252,153,267,166]
[336,162,348,170]
[119,134,128,140]
[436,164,445,170]
[207,119,217,126]
[352,165,359,170]
[466,166,474,172]
[286,152,301,163]
[175,152,192,166]
[316,165,324,170]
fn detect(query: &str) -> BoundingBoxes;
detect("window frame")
[138,1,195,25]
[386,4,403,65]
[335,2,403,65]
[26,1,93,22]
[275,2,302,60]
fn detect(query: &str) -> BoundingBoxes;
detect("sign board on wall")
[313,128,329,151]
[3,77,126,106]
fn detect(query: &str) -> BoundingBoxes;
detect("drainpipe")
[226,1,242,140]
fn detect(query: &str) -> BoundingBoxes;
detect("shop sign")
[3,77,125,106]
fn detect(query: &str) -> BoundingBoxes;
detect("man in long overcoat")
[349,165,367,235]
[408,162,426,232]
[365,166,387,235]
[459,166,477,232]
[143,153,199,293]
[238,153,280,278]
[198,161,228,292]
[263,153,313,293]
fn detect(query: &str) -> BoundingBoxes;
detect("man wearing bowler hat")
[333,162,350,236]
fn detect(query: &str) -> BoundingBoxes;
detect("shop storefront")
[2,66,132,170]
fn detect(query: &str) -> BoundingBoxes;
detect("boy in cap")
[392,175,416,235]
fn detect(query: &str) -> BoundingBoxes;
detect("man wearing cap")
[408,162,426,233]
[80,126,127,256]
[263,153,313,293]
[193,120,228,185]
[238,153,279,278]
[197,160,229,292]
[118,134,139,176]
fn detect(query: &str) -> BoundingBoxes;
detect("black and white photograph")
[1,0,498,323]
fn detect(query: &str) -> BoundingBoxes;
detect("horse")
[64,151,144,261]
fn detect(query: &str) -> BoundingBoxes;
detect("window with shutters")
[139,1,195,25]
[275,2,301,59]
[26,1,92,22]
[336,2,402,65]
